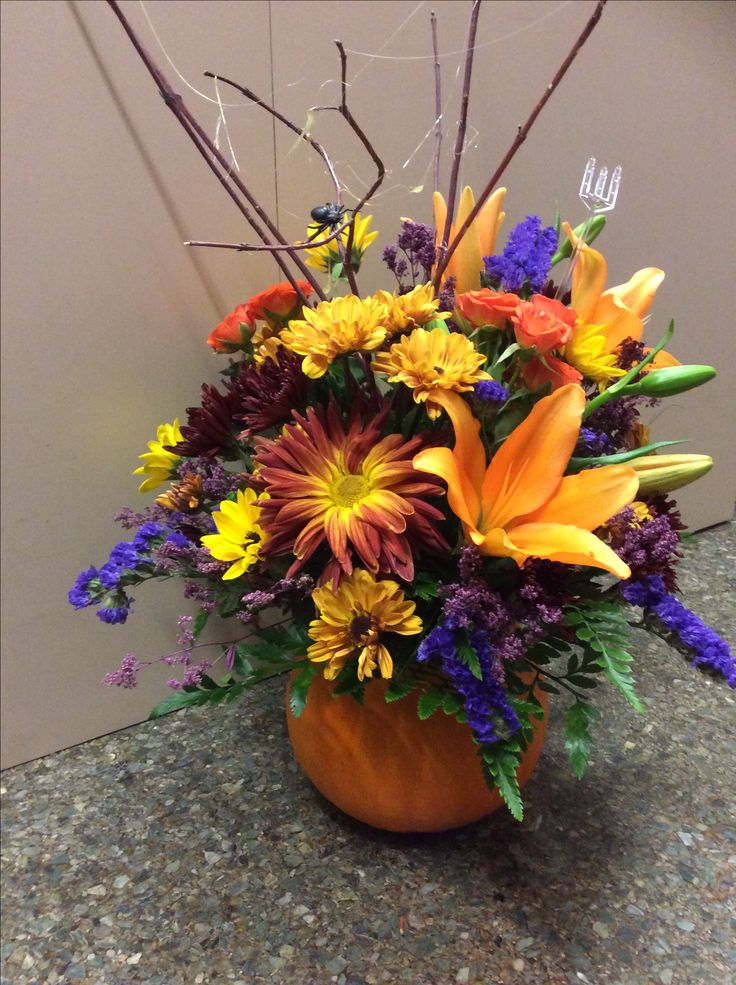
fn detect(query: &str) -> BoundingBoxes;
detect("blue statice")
[98,562,124,590]
[68,566,99,609]
[132,522,166,550]
[97,593,134,625]
[473,380,509,405]
[108,542,142,568]
[622,575,735,687]
[484,216,557,294]
[417,621,521,744]
[576,426,614,457]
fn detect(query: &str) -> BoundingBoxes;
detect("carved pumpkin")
[286,671,548,832]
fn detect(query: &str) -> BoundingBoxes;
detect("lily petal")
[563,222,607,324]
[452,186,483,294]
[517,464,638,530]
[481,384,585,531]
[475,186,507,259]
[413,446,479,529]
[604,267,664,319]
[428,390,486,495]
[506,522,632,579]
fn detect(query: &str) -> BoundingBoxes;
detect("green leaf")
[289,662,318,719]
[193,609,209,640]
[417,690,444,721]
[456,640,483,681]
[565,602,645,714]
[564,700,601,779]
[384,678,415,703]
[441,692,464,717]
[411,571,439,601]
[482,742,524,821]
[149,685,225,719]
[538,680,560,695]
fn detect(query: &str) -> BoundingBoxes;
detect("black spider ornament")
[308,202,351,240]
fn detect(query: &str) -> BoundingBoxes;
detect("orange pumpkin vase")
[286,671,548,833]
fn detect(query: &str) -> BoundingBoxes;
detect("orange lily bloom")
[433,186,506,294]
[413,385,637,579]
[562,223,678,379]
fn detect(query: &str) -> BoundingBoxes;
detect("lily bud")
[626,365,716,398]
[550,215,606,266]
[631,454,713,494]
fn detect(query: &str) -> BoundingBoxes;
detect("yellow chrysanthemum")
[307,569,422,681]
[133,419,183,493]
[200,488,269,580]
[280,294,390,379]
[371,326,490,420]
[303,212,378,274]
[562,323,627,387]
[373,283,450,337]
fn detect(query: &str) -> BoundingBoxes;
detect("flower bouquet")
[70,1,734,832]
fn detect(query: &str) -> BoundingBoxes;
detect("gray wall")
[2,0,734,768]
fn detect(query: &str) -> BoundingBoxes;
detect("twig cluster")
[107,0,608,302]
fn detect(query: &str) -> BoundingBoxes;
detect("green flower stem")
[582,320,674,420]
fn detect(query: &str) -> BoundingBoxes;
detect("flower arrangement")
[71,0,734,824]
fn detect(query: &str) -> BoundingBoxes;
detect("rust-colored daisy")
[251,402,449,581]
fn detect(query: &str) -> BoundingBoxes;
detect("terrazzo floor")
[2,523,735,985]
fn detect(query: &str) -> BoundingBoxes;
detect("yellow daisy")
[372,326,490,419]
[562,322,626,388]
[133,419,183,493]
[373,283,450,337]
[200,488,269,580]
[304,212,378,274]
[280,294,390,379]
[307,569,422,681]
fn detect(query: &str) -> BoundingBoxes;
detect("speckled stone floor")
[2,523,735,985]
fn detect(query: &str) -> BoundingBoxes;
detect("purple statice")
[382,245,408,284]
[102,652,142,688]
[438,558,568,674]
[417,621,521,744]
[616,337,647,371]
[173,457,244,502]
[238,575,315,623]
[605,503,681,591]
[473,380,509,405]
[484,216,557,295]
[383,220,436,289]
[584,395,656,453]
[622,575,735,687]
[437,275,457,315]
[176,614,195,649]
[114,504,171,529]
[575,426,614,457]
[181,660,212,688]
[68,566,98,609]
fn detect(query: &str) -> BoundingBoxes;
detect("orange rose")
[512,295,577,353]
[207,303,255,353]
[245,280,313,328]
[522,354,582,392]
[454,289,521,330]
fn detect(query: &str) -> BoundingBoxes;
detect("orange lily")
[413,385,637,579]
[433,186,506,294]
[562,222,678,380]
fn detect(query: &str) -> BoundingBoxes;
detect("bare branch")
[431,10,442,195]
[106,0,325,303]
[184,217,354,253]
[203,71,342,204]
[434,0,608,290]
[437,0,482,271]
